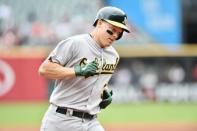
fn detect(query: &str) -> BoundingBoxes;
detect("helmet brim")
[104,19,130,33]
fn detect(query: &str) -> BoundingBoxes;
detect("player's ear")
[97,19,103,27]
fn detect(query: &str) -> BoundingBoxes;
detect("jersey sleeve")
[48,38,76,66]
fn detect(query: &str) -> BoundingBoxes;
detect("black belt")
[56,107,95,120]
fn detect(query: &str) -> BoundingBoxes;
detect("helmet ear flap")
[93,19,98,27]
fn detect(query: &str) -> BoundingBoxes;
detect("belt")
[56,107,95,120]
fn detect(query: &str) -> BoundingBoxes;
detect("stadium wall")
[0,46,50,101]
[0,45,197,102]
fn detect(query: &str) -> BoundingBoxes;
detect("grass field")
[0,101,197,128]
[99,103,197,124]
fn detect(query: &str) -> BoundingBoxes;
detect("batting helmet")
[93,6,130,37]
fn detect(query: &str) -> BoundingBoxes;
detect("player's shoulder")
[58,34,87,45]
[64,34,88,46]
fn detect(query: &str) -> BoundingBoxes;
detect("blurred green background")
[0,102,197,127]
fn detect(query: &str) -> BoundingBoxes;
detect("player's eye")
[106,30,113,35]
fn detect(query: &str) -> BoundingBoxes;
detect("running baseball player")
[39,6,130,131]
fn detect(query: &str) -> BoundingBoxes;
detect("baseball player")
[39,6,130,131]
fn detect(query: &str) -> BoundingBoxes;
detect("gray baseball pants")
[40,104,105,131]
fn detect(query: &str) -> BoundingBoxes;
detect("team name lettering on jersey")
[79,57,118,74]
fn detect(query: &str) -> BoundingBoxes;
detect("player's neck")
[90,31,104,48]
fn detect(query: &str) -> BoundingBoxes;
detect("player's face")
[98,20,123,47]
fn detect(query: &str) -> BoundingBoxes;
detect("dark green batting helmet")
[93,6,130,33]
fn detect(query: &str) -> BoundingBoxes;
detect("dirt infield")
[1,123,197,131]
[104,123,197,131]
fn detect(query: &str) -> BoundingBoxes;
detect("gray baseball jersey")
[48,34,119,114]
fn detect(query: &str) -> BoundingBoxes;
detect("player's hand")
[99,89,113,109]
[74,60,98,78]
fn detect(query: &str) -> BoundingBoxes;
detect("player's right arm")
[38,38,98,79]
[38,59,75,80]
[38,59,98,80]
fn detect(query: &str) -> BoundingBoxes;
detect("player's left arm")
[99,56,119,109]
[99,85,113,109]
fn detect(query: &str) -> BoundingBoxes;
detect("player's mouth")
[108,38,113,43]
